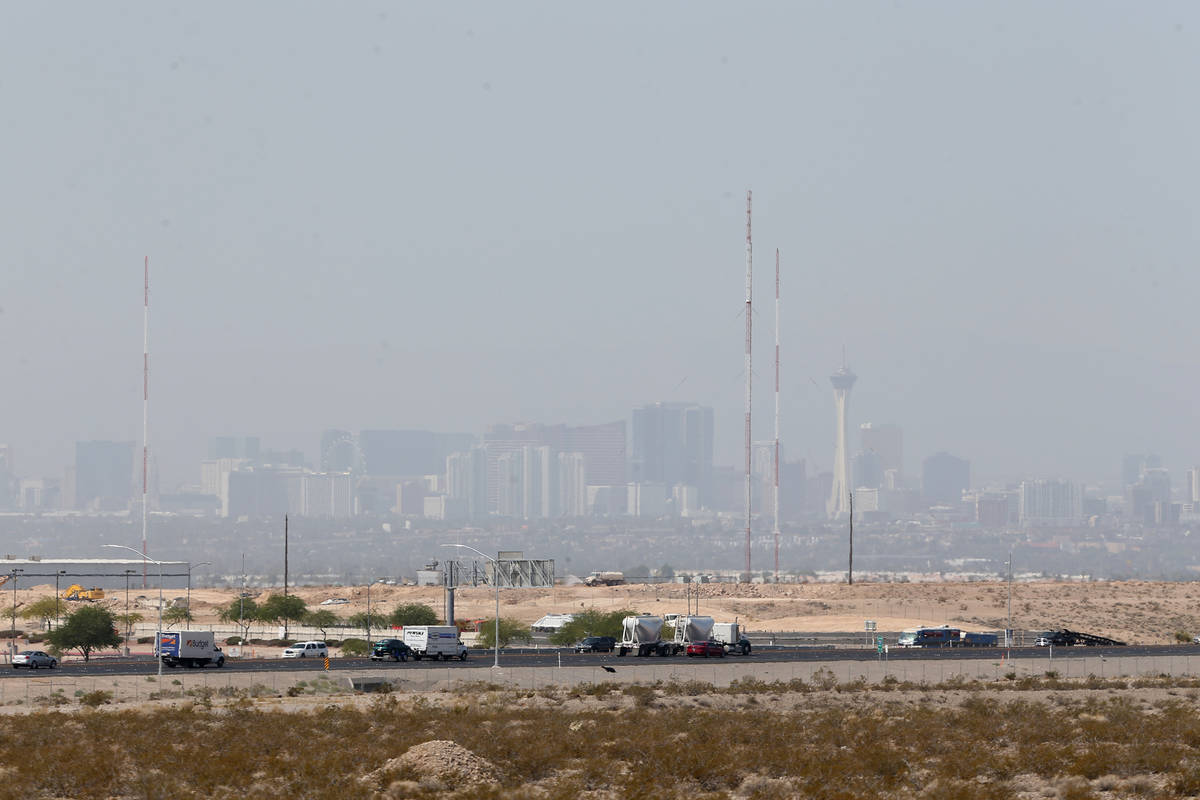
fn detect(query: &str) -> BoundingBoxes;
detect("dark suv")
[574,636,617,653]
[371,638,412,662]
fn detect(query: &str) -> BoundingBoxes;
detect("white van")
[282,641,328,659]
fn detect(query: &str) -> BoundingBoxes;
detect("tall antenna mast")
[142,256,149,589]
[773,248,781,581]
[744,190,753,579]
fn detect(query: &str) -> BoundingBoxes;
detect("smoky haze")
[3,2,1199,494]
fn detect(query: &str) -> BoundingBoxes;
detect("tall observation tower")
[826,361,857,518]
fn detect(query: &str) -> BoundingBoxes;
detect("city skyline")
[5,5,1200,497]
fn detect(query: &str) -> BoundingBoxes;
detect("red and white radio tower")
[773,248,781,581]
[744,191,753,579]
[142,256,150,588]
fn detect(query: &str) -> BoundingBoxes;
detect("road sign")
[323,656,330,671]
[876,636,884,653]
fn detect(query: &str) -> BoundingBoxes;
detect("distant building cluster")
[3,363,1199,533]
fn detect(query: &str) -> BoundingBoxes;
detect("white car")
[282,641,328,659]
[13,650,57,669]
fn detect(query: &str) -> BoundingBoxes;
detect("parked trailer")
[156,631,225,669]
[617,615,672,657]
[671,615,715,654]
[1044,629,1127,647]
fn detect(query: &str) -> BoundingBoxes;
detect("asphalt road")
[6,643,1199,678]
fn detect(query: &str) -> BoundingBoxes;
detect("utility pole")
[848,491,854,586]
[1007,548,1013,650]
[283,514,289,639]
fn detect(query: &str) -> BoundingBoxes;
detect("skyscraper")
[922,452,970,506]
[630,402,714,506]
[826,365,856,518]
[74,441,135,511]
[860,423,903,475]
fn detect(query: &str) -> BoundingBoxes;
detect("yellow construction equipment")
[62,584,106,601]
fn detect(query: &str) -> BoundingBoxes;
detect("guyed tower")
[142,256,150,587]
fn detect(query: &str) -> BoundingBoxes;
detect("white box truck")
[617,615,672,657]
[671,615,715,654]
[712,622,752,655]
[156,631,226,669]
[403,626,468,661]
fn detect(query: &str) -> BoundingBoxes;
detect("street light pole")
[10,569,22,652]
[104,544,165,680]
[186,562,212,618]
[124,570,136,653]
[441,544,500,669]
[55,570,66,631]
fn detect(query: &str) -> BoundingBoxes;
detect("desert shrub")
[224,636,243,645]
[340,638,368,656]
[265,639,293,647]
[324,639,341,647]
[79,690,113,708]
[0,629,24,639]
[137,636,153,644]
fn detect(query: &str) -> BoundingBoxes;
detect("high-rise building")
[1122,453,1162,488]
[446,447,489,520]
[1018,480,1081,527]
[558,452,587,517]
[922,452,970,506]
[852,450,883,490]
[1187,467,1200,504]
[74,441,135,511]
[0,444,14,509]
[860,423,903,475]
[484,421,624,513]
[631,402,714,506]
[827,366,856,518]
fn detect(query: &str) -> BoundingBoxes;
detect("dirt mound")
[364,739,501,791]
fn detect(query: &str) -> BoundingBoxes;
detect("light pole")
[186,562,212,618]
[123,569,136,653]
[104,544,164,680]
[366,578,385,650]
[441,544,500,668]
[1007,548,1014,652]
[55,570,66,631]
[10,569,22,652]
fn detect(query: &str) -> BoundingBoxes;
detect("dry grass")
[3,675,1200,799]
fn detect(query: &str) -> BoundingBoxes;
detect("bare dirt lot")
[15,578,1200,644]
[158,578,1200,644]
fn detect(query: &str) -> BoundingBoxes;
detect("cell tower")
[142,256,149,588]
[826,353,856,519]
[743,190,753,578]
[773,248,781,580]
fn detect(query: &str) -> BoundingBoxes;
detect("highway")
[6,643,1198,678]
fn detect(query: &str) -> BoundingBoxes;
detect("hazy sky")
[3,3,1198,490]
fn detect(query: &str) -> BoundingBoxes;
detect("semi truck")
[617,615,673,657]
[156,631,226,668]
[712,622,753,655]
[671,615,715,654]
[403,626,469,661]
